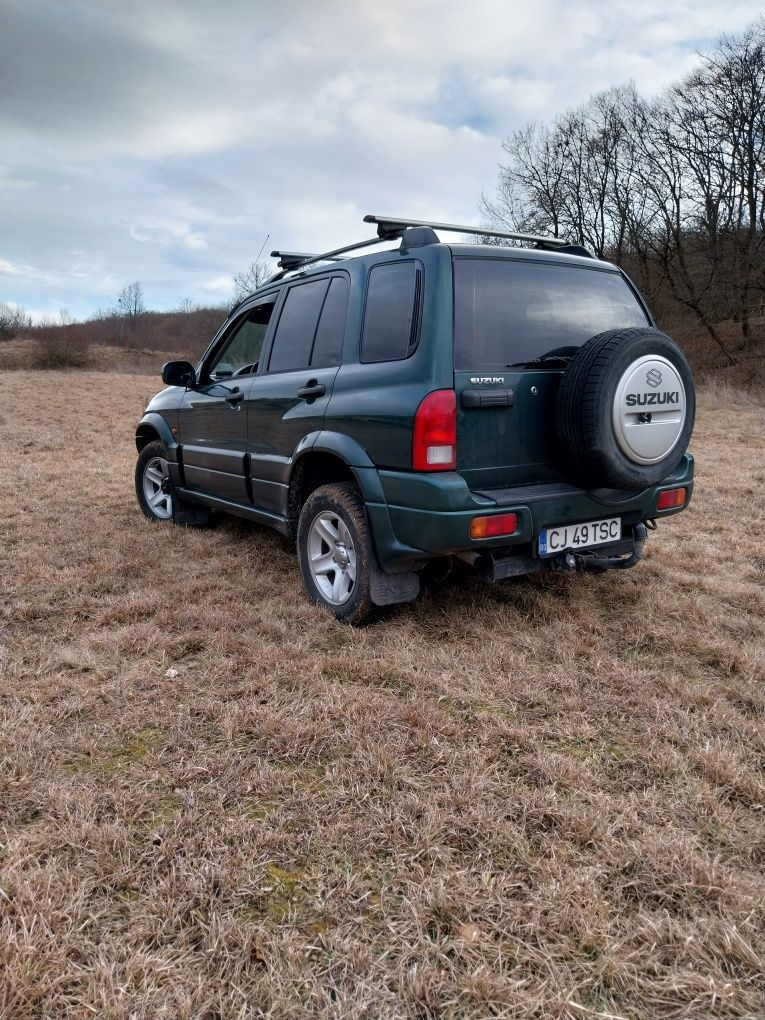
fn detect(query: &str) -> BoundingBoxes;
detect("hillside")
[1,305,762,388]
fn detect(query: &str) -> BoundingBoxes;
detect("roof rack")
[266,213,584,283]
[267,231,406,282]
[270,250,341,272]
[363,214,569,249]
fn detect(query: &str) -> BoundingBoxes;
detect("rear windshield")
[453,258,649,369]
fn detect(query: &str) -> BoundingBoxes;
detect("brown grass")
[0,338,186,376]
[1,372,763,1019]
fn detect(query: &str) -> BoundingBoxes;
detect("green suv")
[135,214,695,622]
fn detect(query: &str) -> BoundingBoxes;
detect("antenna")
[254,233,270,263]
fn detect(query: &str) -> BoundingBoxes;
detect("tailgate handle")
[461,388,514,409]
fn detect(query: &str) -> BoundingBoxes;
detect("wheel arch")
[135,413,176,453]
[286,432,384,537]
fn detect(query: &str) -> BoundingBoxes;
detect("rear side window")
[311,276,349,368]
[268,279,329,373]
[453,259,649,370]
[361,262,420,363]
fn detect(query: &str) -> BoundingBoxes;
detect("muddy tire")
[297,482,374,624]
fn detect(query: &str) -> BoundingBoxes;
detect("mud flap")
[369,565,420,606]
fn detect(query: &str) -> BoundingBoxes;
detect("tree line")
[0,258,276,344]
[482,20,765,366]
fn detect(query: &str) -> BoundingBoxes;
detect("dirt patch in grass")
[1,371,763,1018]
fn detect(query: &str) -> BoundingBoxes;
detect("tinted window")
[311,276,349,368]
[269,280,328,373]
[361,262,419,363]
[453,259,649,369]
[210,298,275,377]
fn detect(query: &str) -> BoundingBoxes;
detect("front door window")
[209,298,276,379]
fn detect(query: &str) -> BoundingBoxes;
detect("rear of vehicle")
[375,246,694,580]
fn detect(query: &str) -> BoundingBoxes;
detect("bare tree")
[482,122,568,239]
[695,21,765,337]
[0,302,31,341]
[483,85,650,259]
[482,19,765,367]
[116,282,146,332]
[628,93,735,362]
[232,260,273,303]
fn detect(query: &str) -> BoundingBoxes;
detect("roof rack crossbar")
[363,214,569,249]
[267,232,404,282]
[270,250,341,271]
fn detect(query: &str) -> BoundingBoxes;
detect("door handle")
[296,381,326,400]
[225,387,244,406]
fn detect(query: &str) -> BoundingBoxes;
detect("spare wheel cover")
[611,354,687,465]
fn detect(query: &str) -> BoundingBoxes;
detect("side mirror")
[162,360,195,387]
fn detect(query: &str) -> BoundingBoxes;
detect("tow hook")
[551,551,578,572]
[552,522,648,573]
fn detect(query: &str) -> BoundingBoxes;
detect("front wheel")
[135,440,211,526]
[297,482,374,624]
[135,440,175,521]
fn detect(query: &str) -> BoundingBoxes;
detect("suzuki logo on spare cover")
[625,362,681,407]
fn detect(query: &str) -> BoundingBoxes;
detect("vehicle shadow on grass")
[417,558,576,609]
[210,513,641,630]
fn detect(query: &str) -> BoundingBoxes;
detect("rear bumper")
[366,454,694,570]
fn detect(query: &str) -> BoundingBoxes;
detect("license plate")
[539,517,621,556]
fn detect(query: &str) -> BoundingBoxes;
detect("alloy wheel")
[307,510,357,605]
[142,456,173,520]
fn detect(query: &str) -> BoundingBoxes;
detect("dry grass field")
[1,371,764,1020]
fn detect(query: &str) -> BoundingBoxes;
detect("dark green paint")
[136,240,694,574]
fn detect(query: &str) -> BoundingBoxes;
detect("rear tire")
[297,482,374,624]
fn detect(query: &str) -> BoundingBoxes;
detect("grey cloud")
[0,0,762,318]
[0,2,198,144]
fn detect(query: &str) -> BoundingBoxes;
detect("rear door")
[453,256,650,490]
[246,274,349,514]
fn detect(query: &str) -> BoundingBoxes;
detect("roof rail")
[364,214,569,249]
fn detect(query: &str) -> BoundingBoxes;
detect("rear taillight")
[470,513,518,539]
[413,390,456,471]
[656,487,686,510]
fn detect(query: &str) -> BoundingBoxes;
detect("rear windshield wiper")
[506,355,572,369]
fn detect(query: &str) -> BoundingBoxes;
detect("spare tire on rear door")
[555,327,695,489]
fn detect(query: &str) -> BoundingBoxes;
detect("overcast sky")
[1,0,761,321]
